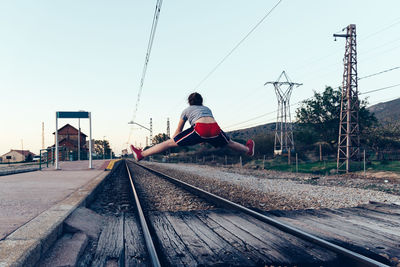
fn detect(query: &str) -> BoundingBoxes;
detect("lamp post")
[128,119,152,146]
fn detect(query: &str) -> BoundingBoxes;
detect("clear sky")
[1,0,399,156]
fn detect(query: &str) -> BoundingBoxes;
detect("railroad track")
[39,160,150,266]
[125,161,161,267]
[125,160,391,267]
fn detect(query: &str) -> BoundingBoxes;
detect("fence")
[37,147,113,170]
[148,149,400,175]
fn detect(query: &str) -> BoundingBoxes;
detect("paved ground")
[0,160,110,240]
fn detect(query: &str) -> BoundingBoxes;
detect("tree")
[25,153,33,162]
[152,133,170,145]
[363,121,400,152]
[253,134,274,157]
[295,86,377,150]
[94,139,110,157]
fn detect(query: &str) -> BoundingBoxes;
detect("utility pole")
[167,118,170,138]
[150,118,153,145]
[334,24,360,173]
[265,71,302,156]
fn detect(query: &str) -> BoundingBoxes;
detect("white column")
[78,118,81,161]
[55,112,59,169]
[89,112,93,169]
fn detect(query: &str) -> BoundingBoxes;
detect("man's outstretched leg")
[226,139,255,156]
[130,139,178,161]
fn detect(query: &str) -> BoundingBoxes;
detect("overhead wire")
[358,66,400,81]
[223,109,278,130]
[192,0,283,92]
[227,117,277,133]
[359,83,400,95]
[166,0,284,116]
[368,95,400,106]
[297,40,400,89]
[127,0,163,145]
[132,0,163,120]
[290,19,400,87]
[362,16,400,41]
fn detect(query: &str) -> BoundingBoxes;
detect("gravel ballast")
[142,162,400,211]
[128,162,215,212]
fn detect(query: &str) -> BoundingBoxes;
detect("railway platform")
[0,160,112,267]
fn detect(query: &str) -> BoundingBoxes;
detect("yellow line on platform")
[105,159,121,171]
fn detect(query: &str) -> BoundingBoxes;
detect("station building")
[47,124,89,161]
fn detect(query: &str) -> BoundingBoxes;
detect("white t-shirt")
[180,105,214,126]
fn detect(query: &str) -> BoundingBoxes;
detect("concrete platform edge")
[0,168,39,176]
[0,170,110,267]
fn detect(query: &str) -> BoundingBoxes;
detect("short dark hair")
[188,92,203,106]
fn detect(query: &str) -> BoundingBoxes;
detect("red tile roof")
[52,123,87,137]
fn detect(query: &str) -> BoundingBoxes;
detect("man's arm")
[173,119,186,137]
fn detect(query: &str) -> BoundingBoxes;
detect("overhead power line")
[358,66,400,80]
[224,109,277,129]
[166,1,283,116]
[359,83,400,95]
[368,95,400,106]
[128,0,163,144]
[362,17,400,41]
[226,117,277,132]
[132,0,163,121]
[192,0,283,91]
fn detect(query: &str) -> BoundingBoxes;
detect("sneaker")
[130,145,143,161]
[246,139,255,156]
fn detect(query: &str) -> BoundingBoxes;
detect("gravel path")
[143,162,400,211]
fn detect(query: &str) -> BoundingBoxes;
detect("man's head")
[188,92,203,106]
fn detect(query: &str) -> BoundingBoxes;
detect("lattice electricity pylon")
[265,71,302,156]
[334,24,360,173]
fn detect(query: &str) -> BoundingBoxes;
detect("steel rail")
[125,162,161,267]
[135,161,389,267]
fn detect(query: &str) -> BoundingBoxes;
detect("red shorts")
[173,123,230,147]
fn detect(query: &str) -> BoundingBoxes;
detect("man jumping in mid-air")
[130,92,254,161]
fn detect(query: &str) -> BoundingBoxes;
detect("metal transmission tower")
[334,24,360,173]
[265,71,302,156]
[166,118,170,138]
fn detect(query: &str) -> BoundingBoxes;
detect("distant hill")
[227,123,276,141]
[368,97,400,122]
